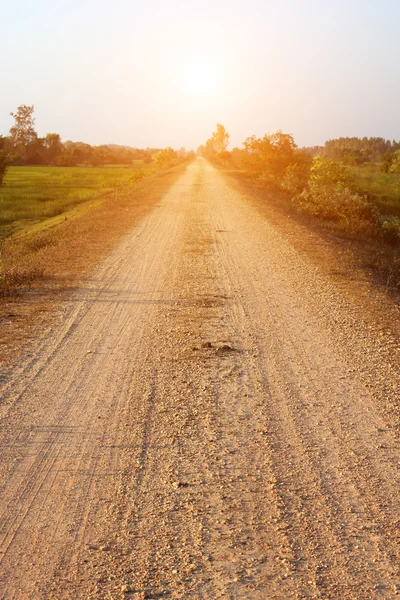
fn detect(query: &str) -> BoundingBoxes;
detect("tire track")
[0,159,399,599]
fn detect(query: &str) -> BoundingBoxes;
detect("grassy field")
[348,164,400,218]
[0,164,153,242]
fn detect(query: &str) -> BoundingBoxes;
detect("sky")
[1,0,400,150]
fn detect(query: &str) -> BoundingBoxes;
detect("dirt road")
[0,158,399,599]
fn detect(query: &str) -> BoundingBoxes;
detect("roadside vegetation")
[0,105,193,294]
[200,126,400,288]
[348,164,400,217]
[0,165,153,242]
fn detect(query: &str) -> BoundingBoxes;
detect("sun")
[184,58,217,96]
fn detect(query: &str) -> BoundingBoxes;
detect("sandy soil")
[0,158,399,599]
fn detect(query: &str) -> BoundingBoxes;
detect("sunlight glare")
[184,58,217,96]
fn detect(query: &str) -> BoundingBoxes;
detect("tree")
[200,124,230,158]
[44,133,63,164]
[212,123,230,153]
[25,138,47,165]
[242,131,297,179]
[205,137,216,156]
[10,105,37,157]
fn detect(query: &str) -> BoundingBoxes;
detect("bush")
[281,154,312,194]
[152,147,177,167]
[299,156,378,226]
[0,151,8,186]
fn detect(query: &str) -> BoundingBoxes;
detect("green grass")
[348,164,400,218]
[0,164,154,242]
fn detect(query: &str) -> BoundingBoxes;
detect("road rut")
[0,158,399,599]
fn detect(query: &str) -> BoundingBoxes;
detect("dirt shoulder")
[0,162,191,369]
[218,169,400,340]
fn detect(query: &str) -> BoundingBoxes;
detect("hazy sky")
[1,0,399,149]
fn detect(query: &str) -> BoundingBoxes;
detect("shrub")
[281,154,312,194]
[299,156,378,226]
[152,147,177,167]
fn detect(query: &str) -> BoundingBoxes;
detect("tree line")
[0,105,193,184]
[304,136,400,166]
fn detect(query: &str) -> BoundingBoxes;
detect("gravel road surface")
[0,158,399,599]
